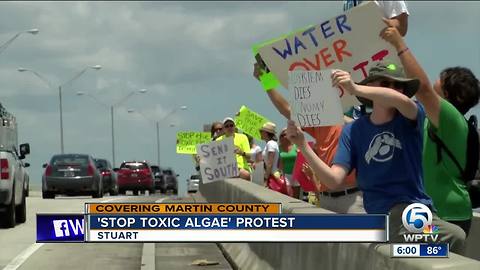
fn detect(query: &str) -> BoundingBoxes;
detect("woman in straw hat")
[260,122,280,185]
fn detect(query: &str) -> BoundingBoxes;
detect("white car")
[187,174,200,193]
[0,143,30,228]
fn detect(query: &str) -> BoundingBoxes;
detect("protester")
[253,64,364,213]
[286,63,466,253]
[381,22,480,236]
[259,122,280,184]
[278,128,301,199]
[344,0,410,121]
[216,117,252,181]
[344,0,409,36]
[246,133,262,169]
[210,121,224,141]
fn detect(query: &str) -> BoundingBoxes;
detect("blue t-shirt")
[333,102,433,214]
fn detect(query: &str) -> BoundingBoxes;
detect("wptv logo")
[52,219,84,238]
[401,203,439,242]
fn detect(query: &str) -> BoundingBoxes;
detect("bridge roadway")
[0,190,232,270]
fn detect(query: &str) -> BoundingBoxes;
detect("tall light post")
[77,89,147,167]
[0,28,39,56]
[18,65,101,153]
[128,105,187,166]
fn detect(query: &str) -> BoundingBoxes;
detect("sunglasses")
[224,124,235,128]
[213,128,223,132]
[280,133,287,138]
[379,80,404,89]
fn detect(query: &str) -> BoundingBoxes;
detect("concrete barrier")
[199,179,480,270]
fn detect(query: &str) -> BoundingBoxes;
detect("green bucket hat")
[357,62,420,107]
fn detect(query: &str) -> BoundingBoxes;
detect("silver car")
[187,174,200,193]
[42,154,103,199]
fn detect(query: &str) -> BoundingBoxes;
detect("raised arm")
[253,63,291,119]
[286,120,348,190]
[332,70,418,120]
[380,19,441,127]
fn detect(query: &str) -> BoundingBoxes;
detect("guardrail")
[199,179,480,270]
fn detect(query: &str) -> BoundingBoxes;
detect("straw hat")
[259,122,277,135]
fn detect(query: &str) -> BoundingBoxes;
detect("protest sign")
[257,2,400,110]
[176,132,211,154]
[292,142,317,192]
[196,137,238,183]
[235,105,270,141]
[289,70,343,127]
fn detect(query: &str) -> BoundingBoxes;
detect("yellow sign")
[234,105,270,141]
[176,132,211,154]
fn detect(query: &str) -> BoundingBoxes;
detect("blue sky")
[0,1,479,195]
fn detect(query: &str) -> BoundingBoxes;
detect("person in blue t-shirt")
[286,62,466,254]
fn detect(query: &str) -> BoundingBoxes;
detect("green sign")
[235,105,270,141]
[176,132,211,154]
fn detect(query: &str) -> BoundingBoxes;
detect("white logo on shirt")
[365,132,402,164]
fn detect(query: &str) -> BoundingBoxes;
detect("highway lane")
[0,190,232,270]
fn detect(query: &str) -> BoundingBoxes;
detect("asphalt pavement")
[0,190,232,270]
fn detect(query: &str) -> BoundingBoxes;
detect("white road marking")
[140,243,155,270]
[155,197,168,203]
[2,243,44,270]
[140,196,168,269]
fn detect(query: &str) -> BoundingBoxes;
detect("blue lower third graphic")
[37,214,85,242]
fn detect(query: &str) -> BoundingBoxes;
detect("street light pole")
[156,121,160,166]
[18,65,102,153]
[77,89,147,167]
[111,106,115,167]
[0,28,39,56]
[128,105,187,166]
[59,85,64,153]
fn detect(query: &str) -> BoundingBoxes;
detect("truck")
[0,104,30,228]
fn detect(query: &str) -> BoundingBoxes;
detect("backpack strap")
[427,124,464,176]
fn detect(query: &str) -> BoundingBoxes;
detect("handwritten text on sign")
[197,137,238,183]
[289,70,343,127]
[235,105,270,141]
[257,2,400,110]
[176,132,211,154]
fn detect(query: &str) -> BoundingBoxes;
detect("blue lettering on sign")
[302,27,318,47]
[336,14,351,34]
[320,21,335,39]
[271,14,352,60]
[293,36,307,54]
[272,39,293,60]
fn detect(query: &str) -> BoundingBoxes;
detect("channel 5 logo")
[401,203,438,242]
[52,219,84,237]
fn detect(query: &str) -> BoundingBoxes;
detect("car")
[94,158,119,196]
[150,165,162,191]
[187,174,200,193]
[0,143,30,228]
[115,161,154,195]
[42,154,104,199]
[159,168,178,194]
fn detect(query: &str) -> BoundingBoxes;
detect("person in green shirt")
[382,19,480,235]
[278,128,300,198]
[216,117,252,181]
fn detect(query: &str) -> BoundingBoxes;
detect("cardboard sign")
[257,2,401,110]
[234,105,270,141]
[176,132,211,154]
[289,70,343,127]
[196,137,238,183]
[292,142,317,192]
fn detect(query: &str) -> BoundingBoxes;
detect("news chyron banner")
[37,203,388,243]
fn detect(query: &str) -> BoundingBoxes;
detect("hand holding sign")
[289,70,343,127]
[379,18,405,50]
[331,69,357,95]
